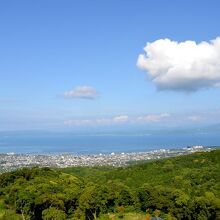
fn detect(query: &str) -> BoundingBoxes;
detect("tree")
[78,184,103,219]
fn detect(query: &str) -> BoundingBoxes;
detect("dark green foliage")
[0,150,219,219]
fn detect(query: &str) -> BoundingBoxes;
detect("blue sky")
[1,0,220,131]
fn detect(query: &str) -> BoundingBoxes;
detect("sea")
[0,130,219,154]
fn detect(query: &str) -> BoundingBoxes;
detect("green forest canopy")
[0,149,219,220]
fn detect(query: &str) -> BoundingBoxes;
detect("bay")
[0,130,219,154]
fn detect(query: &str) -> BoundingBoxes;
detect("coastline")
[0,146,215,173]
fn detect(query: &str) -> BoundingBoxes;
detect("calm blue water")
[0,131,219,154]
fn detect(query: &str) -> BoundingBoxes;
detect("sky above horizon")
[1,0,220,131]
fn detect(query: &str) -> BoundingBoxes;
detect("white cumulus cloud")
[137,37,220,91]
[64,86,99,99]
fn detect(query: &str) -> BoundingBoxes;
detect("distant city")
[0,145,213,173]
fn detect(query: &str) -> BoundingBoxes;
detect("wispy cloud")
[63,86,99,99]
[137,113,170,122]
[137,37,220,92]
[113,115,129,123]
[63,110,220,127]
[187,115,201,122]
[64,115,129,126]
[64,113,170,126]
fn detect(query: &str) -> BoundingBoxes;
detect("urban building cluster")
[0,145,211,172]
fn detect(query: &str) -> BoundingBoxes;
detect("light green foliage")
[42,207,66,220]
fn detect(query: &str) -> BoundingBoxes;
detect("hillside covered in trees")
[0,149,219,220]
